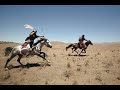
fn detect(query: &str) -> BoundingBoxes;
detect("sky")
[0,5,120,43]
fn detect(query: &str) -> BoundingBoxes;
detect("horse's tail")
[66,44,74,51]
[4,47,13,56]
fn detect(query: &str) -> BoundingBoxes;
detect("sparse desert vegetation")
[0,41,120,85]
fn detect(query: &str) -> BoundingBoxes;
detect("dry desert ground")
[0,41,120,85]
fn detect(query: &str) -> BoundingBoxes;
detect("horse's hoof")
[47,63,51,66]
[68,54,71,56]
[43,58,46,60]
[5,67,9,71]
[47,60,51,63]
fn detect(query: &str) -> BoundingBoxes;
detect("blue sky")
[0,5,120,43]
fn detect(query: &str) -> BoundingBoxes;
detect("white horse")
[4,36,52,69]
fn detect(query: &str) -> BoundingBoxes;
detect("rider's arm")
[35,35,39,38]
[25,37,30,41]
[85,38,88,41]
[78,37,81,41]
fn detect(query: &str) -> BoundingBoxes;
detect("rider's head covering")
[29,30,37,36]
[34,30,37,33]
[82,35,85,37]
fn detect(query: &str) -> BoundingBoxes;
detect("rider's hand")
[25,40,31,43]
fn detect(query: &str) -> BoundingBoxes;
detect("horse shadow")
[7,62,50,70]
[68,54,89,57]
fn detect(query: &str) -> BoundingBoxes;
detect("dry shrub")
[97,52,101,55]
[64,70,72,79]
[117,77,120,80]
[53,54,56,57]
[2,71,10,80]
[77,67,81,71]
[95,75,102,81]
[104,70,110,73]
[117,59,120,63]
[45,81,48,85]
[68,54,71,56]
[72,81,78,85]
[85,60,89,67]
[67,62,71,68]
[90,57,93,59]
[103,61,113,68]
[76,64,81,71]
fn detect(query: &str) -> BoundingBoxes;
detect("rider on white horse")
[22,30,39,50]
[22,30,44,56]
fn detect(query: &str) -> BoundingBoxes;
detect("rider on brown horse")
[78,35,88,49]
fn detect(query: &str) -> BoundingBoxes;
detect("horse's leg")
[40,52,46,60]
[72,47,78,54]
[37,54,45,59]
[66,44,73,51]
[66,47,68,51]
[74,49,78,54]
[73,47,78,54]
[72,48,74,53]
[17,54,23,66]
[4,54,16,68]
[81,49,86,53]
[84,49,86,53]
[40,52,51,63]
[35,51,46,60]
[79,49,83,55]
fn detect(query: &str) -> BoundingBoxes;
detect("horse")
[4,47,13,56]
[4,36,52,69]
[66,40,93,55]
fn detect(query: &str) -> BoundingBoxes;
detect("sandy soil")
[0,41,120,85]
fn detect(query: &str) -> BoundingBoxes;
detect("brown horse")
[66,40,93,55]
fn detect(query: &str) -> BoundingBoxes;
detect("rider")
[78,35,88,48]
[22,30,39,52]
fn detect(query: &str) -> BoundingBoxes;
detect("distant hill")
[0,41,20,44]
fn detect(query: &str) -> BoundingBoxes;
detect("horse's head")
[85,40,93,46]
[44,39,52,48]
[39,36,52,48]
[87,40,93,45]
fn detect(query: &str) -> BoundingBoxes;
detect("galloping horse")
[66,40,93,55]
[4,36,52,69]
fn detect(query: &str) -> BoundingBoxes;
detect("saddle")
[21,48,29,56]
[21,45,36,56]
[21,42,30,56]
[22,42,28,48]
[78,43,84,49]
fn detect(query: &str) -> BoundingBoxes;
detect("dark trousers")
[30,41,34,48]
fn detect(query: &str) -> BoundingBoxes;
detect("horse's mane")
[85,40,90,43]
[36,36,47,41]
